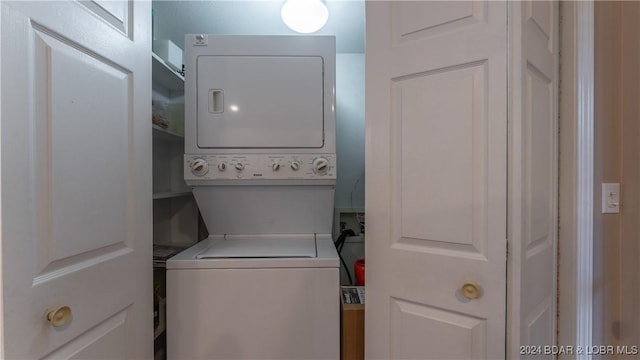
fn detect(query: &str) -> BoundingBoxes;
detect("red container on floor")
[354,258,365,286]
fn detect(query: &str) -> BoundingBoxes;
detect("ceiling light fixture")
[281,0,329,34]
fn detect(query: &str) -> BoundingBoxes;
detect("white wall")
[335,53,365,210]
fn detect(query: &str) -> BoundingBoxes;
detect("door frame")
[558,0,595,355]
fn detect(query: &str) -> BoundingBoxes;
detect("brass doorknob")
[461,282,482,300]
[47,306,72,327]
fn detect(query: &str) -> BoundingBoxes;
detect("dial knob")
[290,161,300,171]
[272,162,281,171]
[217,162,227,171]
[312,157,329,174]
[191,158,209,176]
[234,162,245,171]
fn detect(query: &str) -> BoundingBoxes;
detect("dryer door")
[197,56,325,149]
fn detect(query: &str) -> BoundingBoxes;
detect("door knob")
[461,282,482,300]
[47,306,72,327]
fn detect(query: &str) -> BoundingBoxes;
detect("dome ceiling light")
[281,0,329,34]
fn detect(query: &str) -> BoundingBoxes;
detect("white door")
[365,1,508,358]
[508,1,558,356]
[0,1,152,358]
[365,1,558,358]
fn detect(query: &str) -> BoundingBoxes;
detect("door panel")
[42,308,131,360]
[528,1,553,51]
[393,62,488,253]
[1,1,151,358]
[524,66,553,253]
[392,1,485,44]
[509,1,558,353]
[366,1,507,358]
[390,298,486,359]
[79,0,132,37]
[33,26,132,271]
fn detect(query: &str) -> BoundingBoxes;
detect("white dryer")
[166,35,339,360]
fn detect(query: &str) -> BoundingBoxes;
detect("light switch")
[602,183,620,214]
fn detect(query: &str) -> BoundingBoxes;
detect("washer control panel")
[185,154,336,180]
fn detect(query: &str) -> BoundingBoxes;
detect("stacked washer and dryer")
[166,35,340,359]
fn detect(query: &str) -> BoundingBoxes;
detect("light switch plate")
[602,183,620,214]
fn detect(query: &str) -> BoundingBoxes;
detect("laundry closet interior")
[150,1,365,358]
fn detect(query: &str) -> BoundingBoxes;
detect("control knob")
[191,158,209,176]
[234,162,245,171]
[272,162,281,171]
[312,157,330,174]
[217,162,227,171]
[290,161,300,171]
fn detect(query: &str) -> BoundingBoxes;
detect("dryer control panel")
[185,154,336,180]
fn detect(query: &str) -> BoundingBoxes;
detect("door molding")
[575,1,595,354]
[558,1,594,357]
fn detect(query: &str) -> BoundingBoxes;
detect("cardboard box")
[341,286,364,360]
[153,39,183,72]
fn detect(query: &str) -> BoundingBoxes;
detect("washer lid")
[196,234,317,259]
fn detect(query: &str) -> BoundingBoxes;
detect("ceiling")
[152,0,365,53]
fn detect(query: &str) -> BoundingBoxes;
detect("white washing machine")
[166,35,339,359]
